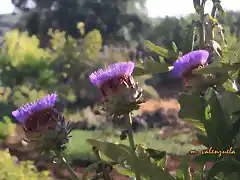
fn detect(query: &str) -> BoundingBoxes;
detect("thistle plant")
[89,61,143,179]
[11,93,79,180]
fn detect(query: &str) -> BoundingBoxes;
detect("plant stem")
[93,148,112,180]
[55,150,79,180]
[199,0,206,48]
[126,113,141,180]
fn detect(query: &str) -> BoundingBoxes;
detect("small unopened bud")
[120,129,128,140]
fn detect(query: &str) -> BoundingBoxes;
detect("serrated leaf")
[144,40,169,58]
[87,139,175,180]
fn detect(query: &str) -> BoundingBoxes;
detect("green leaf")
[134,146,175,180]
[132,60,169,76]
[87,139,175,180]
[206,88,231,147]
[115,165,136,178]
[178,155,191,180]
[229,118,240,142]
[184,118,206,134]
[144,40,169,58]
[207,160,240,179]
[219,92,240,123]
[193,0,201,13]
[181,21,197,53]
[178,92,206,122]
[87,139,134,164]
[196,133,211,147]
[222,79,238,92]
[171,42,178,53]
[215,2,226,17]
[82,162,99,180]
[186,75,228,93]
[232,111,240,116]
[132,65,147,76]
[145,148,166,161]
[194,63,240,74]
[193,154,218,166]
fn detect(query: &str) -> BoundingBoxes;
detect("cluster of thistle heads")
[11,50,209,152]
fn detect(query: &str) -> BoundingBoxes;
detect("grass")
[64,129,205,162]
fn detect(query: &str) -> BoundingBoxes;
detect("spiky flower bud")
[171,50,209,87]
[12,93,71,152]
[89,62,143,115]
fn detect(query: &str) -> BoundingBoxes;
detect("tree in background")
[11,0,150,47]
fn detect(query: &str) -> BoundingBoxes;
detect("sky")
[0,0,240,18]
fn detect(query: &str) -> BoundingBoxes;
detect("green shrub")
[0,150,53,180]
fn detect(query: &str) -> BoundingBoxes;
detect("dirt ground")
[52,167,130,180]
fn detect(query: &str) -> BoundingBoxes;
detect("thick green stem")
[55,150,79,180]
[126,113,141,180]
[199,1,206,48]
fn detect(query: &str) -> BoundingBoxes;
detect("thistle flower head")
[89,62,136,96]
[89,61,143,115]
[12,94,58,122]
[89,61,135,87]
[12,93,71,151]
[171,50,209,78]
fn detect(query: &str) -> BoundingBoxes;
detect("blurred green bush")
[0,150,53,180]
[0,23,125,118]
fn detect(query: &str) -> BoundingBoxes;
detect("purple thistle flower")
[89,61,135,87]
[12,93,60,137]
[12,93,58,122]
[171,50,209,78]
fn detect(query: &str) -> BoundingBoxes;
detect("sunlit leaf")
[144,40,169,58]
[171,42,178,53]
[184,118,206,134]
[222,80,238,92]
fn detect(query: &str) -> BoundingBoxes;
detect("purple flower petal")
[171,50,209,77]
[12,93,58,122]
[89,61,135,87]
